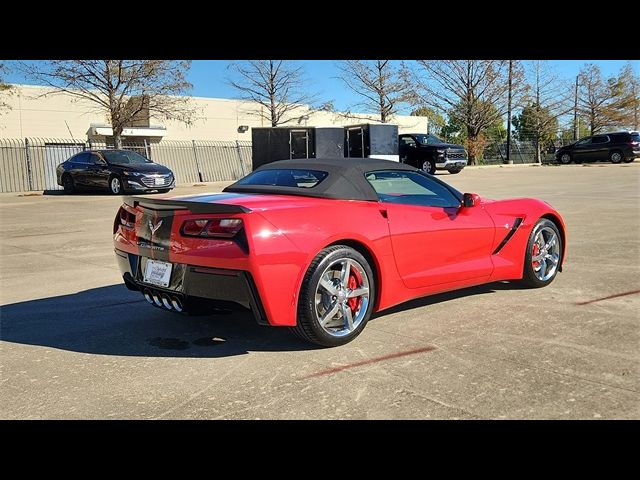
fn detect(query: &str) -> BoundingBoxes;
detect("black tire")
[609,150,623,164]
[108,175,125,195]
[559,152,572,165]
[520,218,562,288]
[62,174,75,194]
[421,159,436,175]
[447,168,463,174]
[292,245,375,347]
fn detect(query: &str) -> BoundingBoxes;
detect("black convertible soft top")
[223,157,419,201]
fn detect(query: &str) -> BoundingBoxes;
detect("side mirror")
[462,193,480,208]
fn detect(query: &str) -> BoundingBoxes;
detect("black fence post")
[235,140,246,178]
[24,138,34,191]
[144,139,151,159]
[192,140,204,183]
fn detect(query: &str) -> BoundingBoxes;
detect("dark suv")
[399,133,468,174]
[555,131,640,164]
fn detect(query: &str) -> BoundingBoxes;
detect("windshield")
[102,150,152,165]
[414,134,444,145]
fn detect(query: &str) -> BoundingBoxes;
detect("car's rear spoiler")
[123,196,251,214]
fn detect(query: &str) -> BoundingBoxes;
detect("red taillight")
[181,218,243,238]
[118,207,136,229]
[182,219,209,236]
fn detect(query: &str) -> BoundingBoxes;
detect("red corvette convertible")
[113,158,566,346]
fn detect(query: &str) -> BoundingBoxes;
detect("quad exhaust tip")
[143,288,184,313]
[171,297,183,312]
[143,289,154,304]
[161,295,173,310]
[152,293,163,307]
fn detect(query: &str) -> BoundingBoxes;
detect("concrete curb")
[464,163,542,169]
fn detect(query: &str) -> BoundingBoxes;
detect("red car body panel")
[114,189,566,327]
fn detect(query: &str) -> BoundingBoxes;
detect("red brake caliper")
[532,243,540,269]
[347,268,363,313]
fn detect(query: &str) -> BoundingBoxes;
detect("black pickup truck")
[398,133,468,174]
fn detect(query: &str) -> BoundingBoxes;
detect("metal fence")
[441,133,569,165]
[0,138,252,193]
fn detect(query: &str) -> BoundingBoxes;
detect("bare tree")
[227,60,318,127]
[577,63,625,135]
[20,60,195,148]
[408,60,522,164]
[517,61,573,162]
[0,62,14,115]
[338,60,408,123]
[617,62,640,130]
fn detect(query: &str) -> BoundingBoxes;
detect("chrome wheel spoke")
[339,260,351,286]
[536,230,546,246]
[538,258,547,276]
[342,304,354,331]
[347,286,368,298]
[319,278,338,296]
[545,234,557,250]
[320,302,340,326]
[532,253,544,262]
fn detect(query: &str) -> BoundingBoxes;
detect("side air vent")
[492,217,523,255]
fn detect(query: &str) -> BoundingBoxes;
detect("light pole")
[573,74,580,141]
[506,60,513,164]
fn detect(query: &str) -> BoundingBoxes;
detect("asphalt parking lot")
[1,162,639,419]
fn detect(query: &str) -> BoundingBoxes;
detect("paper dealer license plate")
[143,259,172,287]
[155,177,164,186]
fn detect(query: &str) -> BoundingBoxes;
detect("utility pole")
[506,60,513,164]
[574,74,579,141]
[633,82,638,130]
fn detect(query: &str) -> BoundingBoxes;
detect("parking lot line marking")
[576,289,640,306]
[304,345,436,379]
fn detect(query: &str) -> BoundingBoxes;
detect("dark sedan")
[56,149,175,194]
[555,131,640,164]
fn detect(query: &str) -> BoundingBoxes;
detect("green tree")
[0,62,13,115]
[439,101,506,161]
[516,61,572,162]
[21,60,195,148]
[410,106,445,134]
[512,103,559,162]
[561,120,590,144]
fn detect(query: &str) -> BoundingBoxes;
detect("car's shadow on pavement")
[1,281,527,358]
[0,284,316,358]
[371,281,528,318]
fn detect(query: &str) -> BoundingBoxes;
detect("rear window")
[631,133,640,142]
[236,169,328,188]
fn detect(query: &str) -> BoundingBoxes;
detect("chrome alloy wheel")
[110,177,122,194]
[531,226,560,282]
[314,258,370,337]
[560,153,571,164]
